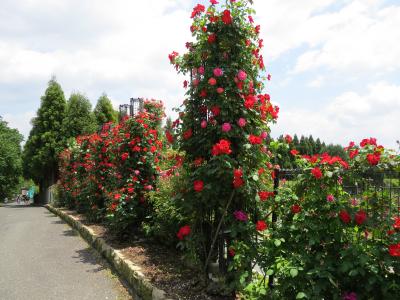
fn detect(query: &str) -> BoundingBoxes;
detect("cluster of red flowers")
[211,139,232,156]
[345,138,384,166]
[339,209,367,225]
[177,225,191,240]
[233,169,244,188]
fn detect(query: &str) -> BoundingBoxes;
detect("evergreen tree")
[0,117,23,200]
[62,92,96,139]
[94,93,117,127]
[23,77,66,203]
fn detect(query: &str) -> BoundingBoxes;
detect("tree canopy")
[23,77,66,192]
[0,117,23,200]
[62,92,97,139]
[94,93,117,127]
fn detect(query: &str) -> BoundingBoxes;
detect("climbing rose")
[210,0,218,5]
[249,135,262,145]
[233,168,244,188]
[193,180,204,192]
[360,137,377,147]
[177,225,191,240]
[208,77,217,86]
[291,204,301,214]
[213,68,223,77]
[394,216,400,229]
[290,149,299,156]
[339,210,351,224]
[198,66,205,74]
[168,51,179,64]
[121,152,129,161]
[211,106,220,116]
[256,220,268,231]
[216,87,224,94]
[366,153,380,165]
[237,70,247,81]
[183,128,193,140]
[191,4,205,18]
[343,292,358,300]
[389,243,400,257]
[234,210,248,222]
[244,95,256,109]
[208,33,216,43]
[165,131,174,143]
[259,191,274,201]
[221,9,232,25]
[285,134,293,143]
[114,194,121,200]
[260,131,268,139]
[211,139,232,156]
[237,118,246,127]
[201,120,207,128]
[222,123,231,132]
[349,149,359,159]
[311,167,323,179]
[326,194,335,202]
[355,210,367,225]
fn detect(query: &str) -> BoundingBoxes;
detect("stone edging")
[45,204,171,300]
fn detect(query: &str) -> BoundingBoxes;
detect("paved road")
[0,203,133,300]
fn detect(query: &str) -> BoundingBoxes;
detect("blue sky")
[0,0,399,150]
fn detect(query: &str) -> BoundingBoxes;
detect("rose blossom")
[261,131,268,139]
[216,87,224,94]
[208,77,217,86]
[213,68,223,77]
[193,180,204,192]
[201,120,207,128]
[177,225,191,240]
[233,210,248,222]
[237,118,246,127]
[326,194,335,202]
[198,66,205,74]
[222,123,232,132]
[192,78,199,86]
[237,70,247,81]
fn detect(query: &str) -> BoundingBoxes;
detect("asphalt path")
[0,202,133,300]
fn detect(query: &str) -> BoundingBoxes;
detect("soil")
[60,209,234,300]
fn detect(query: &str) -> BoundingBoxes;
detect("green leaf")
[290,268,298,278]
[274,239,281,247]
[296,292,306,299]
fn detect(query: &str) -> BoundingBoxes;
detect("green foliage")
[0,117,23,200]
[23,77,66,187]
[62,92,97,140]
[94,93,117,127]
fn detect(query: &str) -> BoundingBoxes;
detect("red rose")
[191,4,205,18]
[285,134,292,143]
[166,131,174,144]
[366,153,380,165]
[114,193,121,200]
[211,139,232,156]
[194,180,204,192]
[339,210,351,224]
[249,135,262,145]
[258,191,274,201]
[121,152,129,161]
[311,167,323,179]
[389,243,400,257]
[393,217,400,229]
[349,149,359,159]
[244,95,256,109]
[211,105,220,116]
[256,220,268,231]
[355,210,367,225]
[208,33,216,43]
[183,128,193,140]
[221,10,232,25]
[291,204,301,214]
[290,149,299,156]
[177,225,191,240]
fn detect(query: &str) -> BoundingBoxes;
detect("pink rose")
[198,66,205,75]
[222,123,231,132]
[213,68,223,77]
[326,194,335,202]
[201,120,207,128]
[208,77,217,86]
[237,118,246,127]
[237,70,247,81]
[261,131,268,139]
[192,78,199,86]
[216,87,224,94]
[134,170,140,175]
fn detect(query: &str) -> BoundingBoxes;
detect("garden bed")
[54,207,232,300]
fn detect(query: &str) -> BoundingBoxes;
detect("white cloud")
[273,81,400,149]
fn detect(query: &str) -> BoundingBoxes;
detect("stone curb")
[45,205,171,300]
